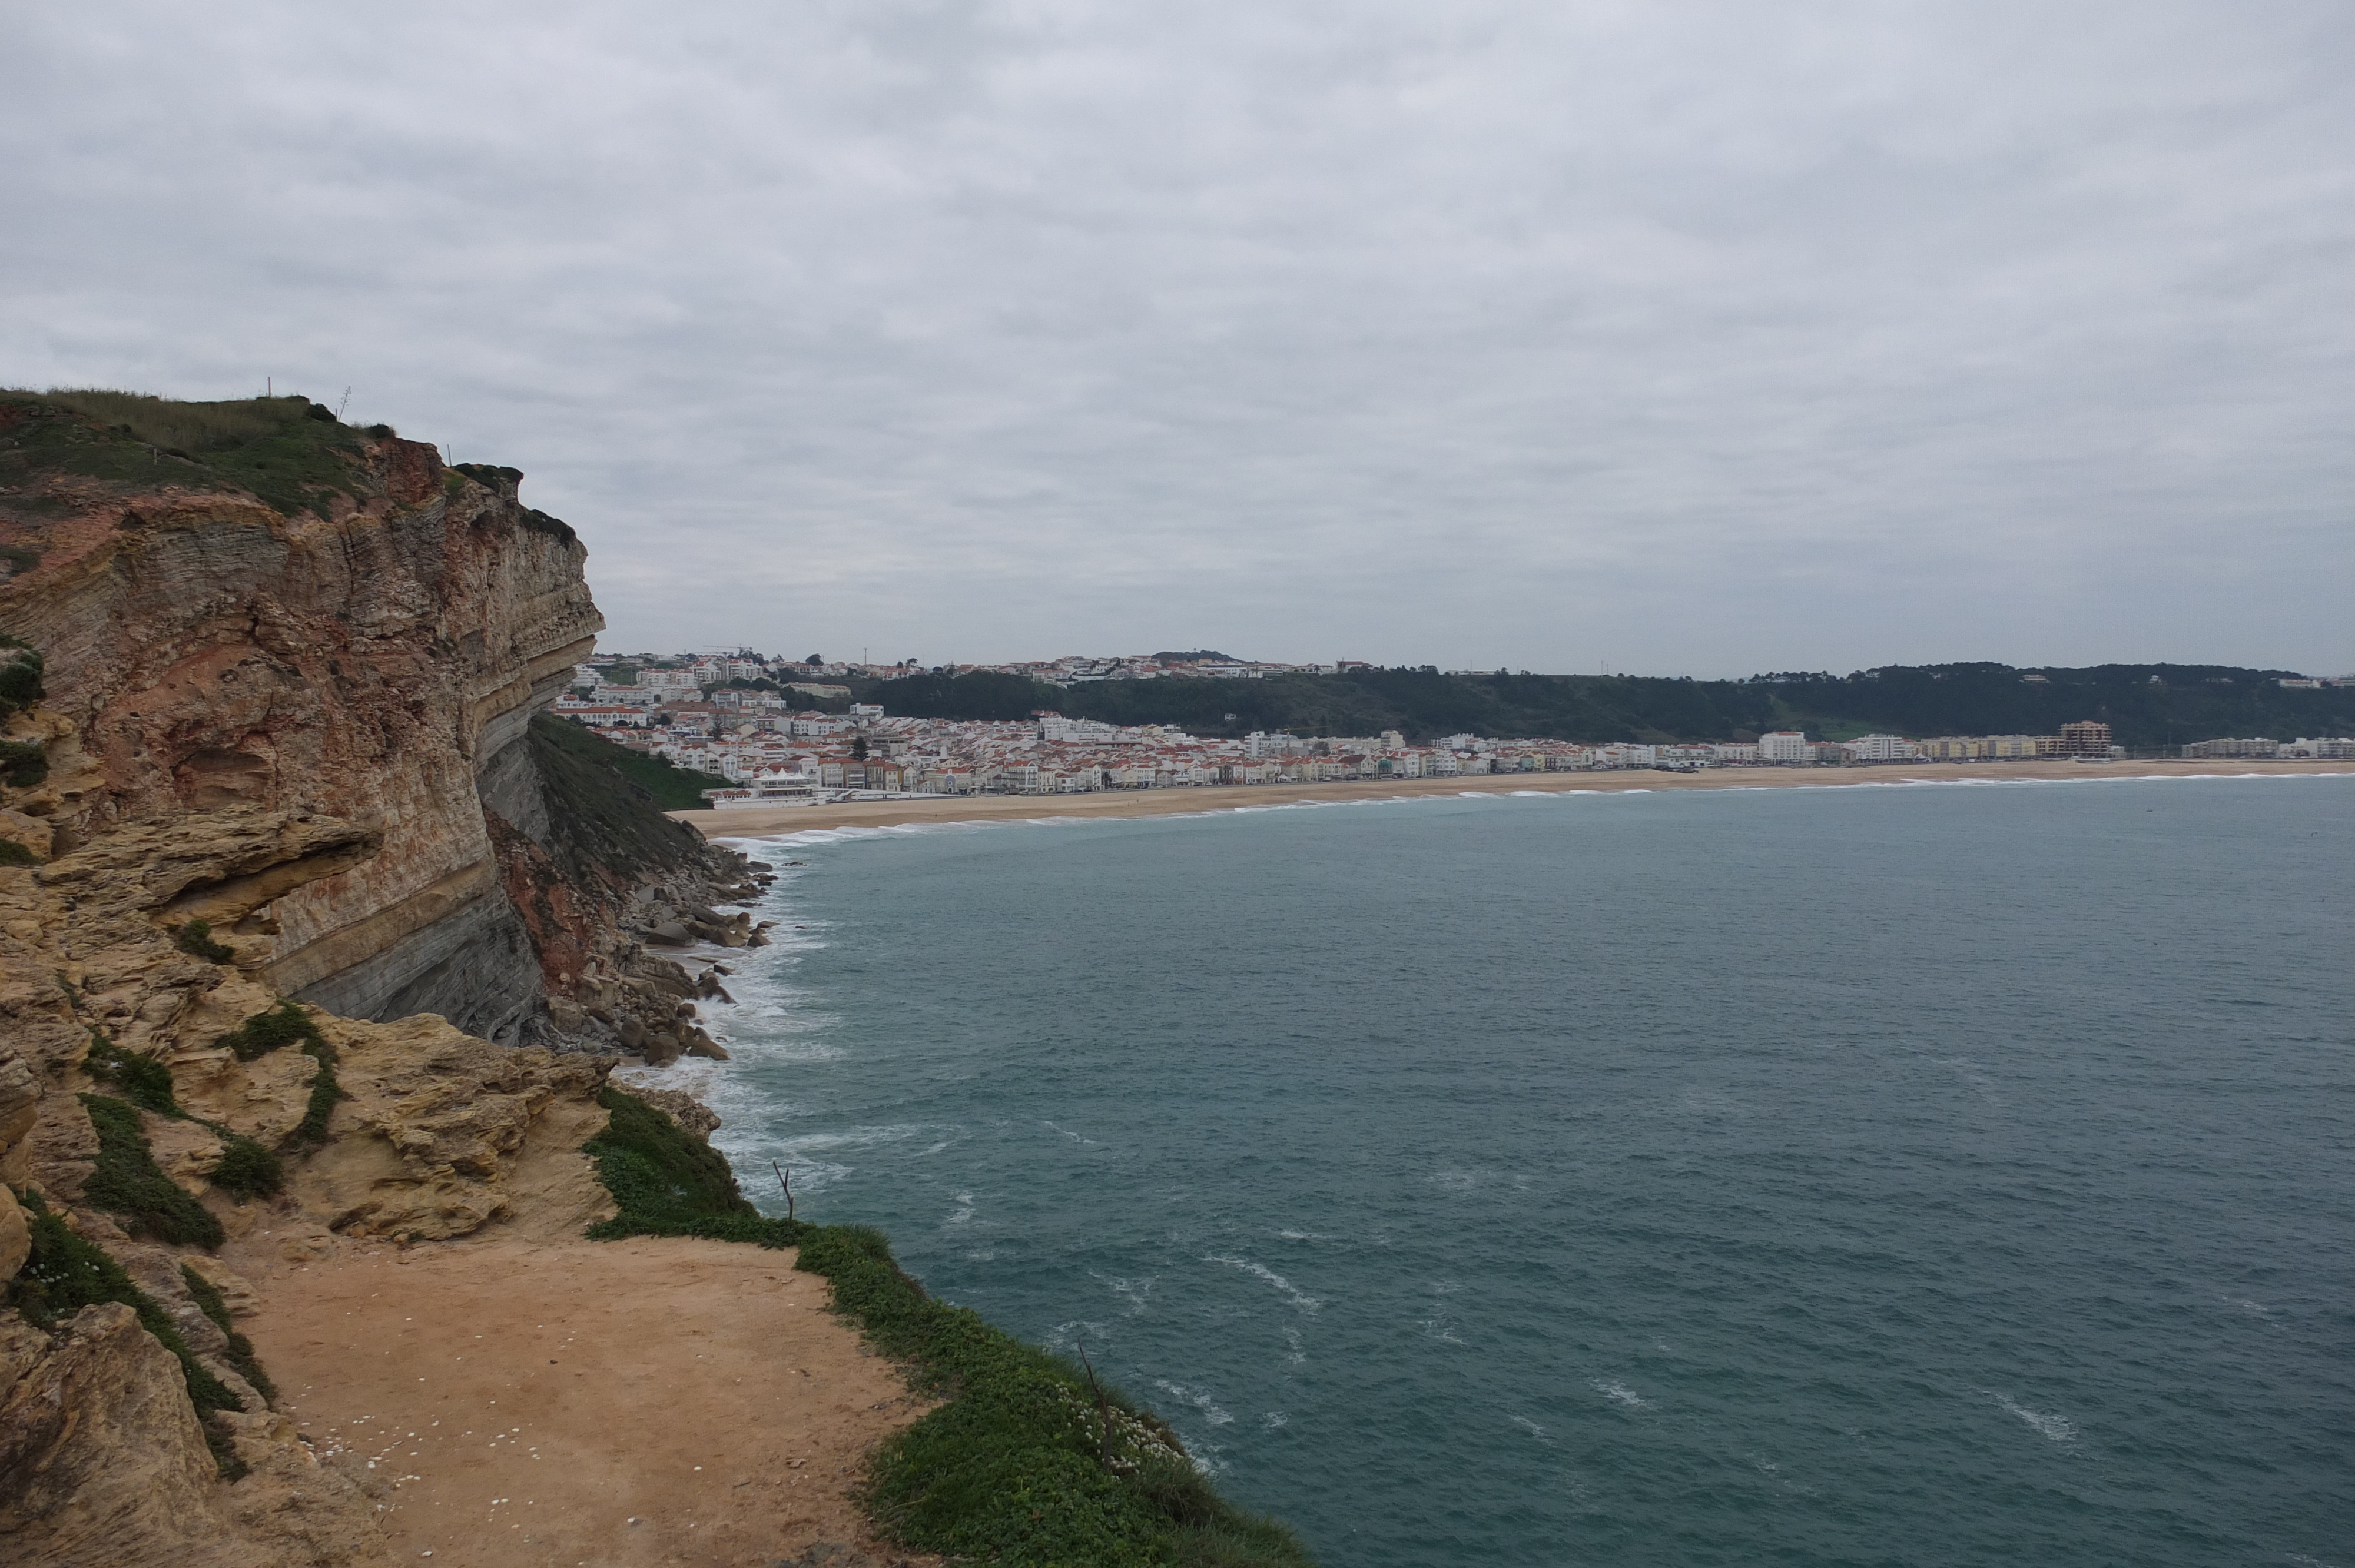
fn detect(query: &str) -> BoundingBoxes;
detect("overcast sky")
[5,3,2349,675]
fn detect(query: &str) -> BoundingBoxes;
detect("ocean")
[641,775,2354,1567]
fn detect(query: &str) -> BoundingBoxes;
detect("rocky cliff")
[0,392,764,1564]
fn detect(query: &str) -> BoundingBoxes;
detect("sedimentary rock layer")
[0,426,598,1040]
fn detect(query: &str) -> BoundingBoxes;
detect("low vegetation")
[585,1085,1313,1567]
[75,1094,225,1249]
[82,1027,284,1196]
[181,1263,277,1404]
[81,1029,180,1115]
[13,1189,250,1476]
[581,1083,798,1245]
[0,389,373,519]
[214,1001,344,1148]
[0,633,45,721]
[170,919,237,962]
[533,710,731,813]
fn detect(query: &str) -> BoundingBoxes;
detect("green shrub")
[77,1095,224,1248]
[181,1263,276,1404]
[0,738,45,789]
[216,1000,323,1061]
[81,1030,181,1115]
[0,838,34,866]
[0,636,42,722]
[289,1052,345,1147]
[171,919,236,962]
[208,1133,284,1199]
[14,1190,246,1476]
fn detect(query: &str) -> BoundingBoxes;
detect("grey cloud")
[4,1,2348,673]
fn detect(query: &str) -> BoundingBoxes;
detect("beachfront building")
[2181,738,2279,759]
[2058,720,2113,755]
[1757,730,1812,763]
[1842,734,1918,762]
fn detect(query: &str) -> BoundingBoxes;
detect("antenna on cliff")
[337,386,351,420]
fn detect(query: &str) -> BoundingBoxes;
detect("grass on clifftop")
[585,1084,1314,1567]
[0,389,377,520]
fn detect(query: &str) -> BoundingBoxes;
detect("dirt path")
[233,1234,935,1568]
[671,759,2349,838]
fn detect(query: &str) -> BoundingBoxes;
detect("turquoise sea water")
[652,776,2354,1566]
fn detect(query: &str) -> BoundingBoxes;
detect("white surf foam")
[1591,1380,1650,1408]
[1203,1255,1322,1312]
[1992,1393,2075,1443]
[1154,1380,1235,1426]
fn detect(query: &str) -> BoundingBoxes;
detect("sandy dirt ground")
[234,1234,937,1568]
[672,758,2349,838]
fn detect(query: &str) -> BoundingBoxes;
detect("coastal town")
[553,651,2355,806]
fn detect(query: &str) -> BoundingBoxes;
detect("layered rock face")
[0,430,599,1043]
[0,397,755,1564]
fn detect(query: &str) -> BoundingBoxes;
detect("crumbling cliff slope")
[0,392,764,1565]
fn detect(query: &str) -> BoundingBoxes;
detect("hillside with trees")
[858,663,2354,750]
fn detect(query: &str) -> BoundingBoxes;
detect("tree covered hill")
[857,663,2354,750]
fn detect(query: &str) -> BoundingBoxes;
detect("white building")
[1841,734,1918,762]
[1757,730,1812,763]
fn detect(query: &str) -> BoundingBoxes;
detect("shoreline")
[669,758,2351,837]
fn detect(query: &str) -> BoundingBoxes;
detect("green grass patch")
[77,1094,224,1249]
[0,838,35,867]
[582,1086,1313,1566]
[0,634,44,723]
[170,919,236,962]
[0,738,45,789]
[181,1263,276,1404]
[581,1084,801,1246]
[82,1029,181,1115]
[0,390,372,520]
[81,1029,283,1196]
[215,999,324,1060]
[215,1001,344,1148]
[206,1133,284,1199]
[13,1188,247,1476]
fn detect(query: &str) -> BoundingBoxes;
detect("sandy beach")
[236,1234,936,1568]
[670,758,2349,839]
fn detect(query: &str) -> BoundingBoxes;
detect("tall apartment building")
[2057,720,2112,755]
[1757,730,1812,762]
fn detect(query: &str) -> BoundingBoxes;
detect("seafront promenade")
[669,758,2348,837]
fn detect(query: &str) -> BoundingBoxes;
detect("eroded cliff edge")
[0,394,764,1051]
[0,393,767,1565]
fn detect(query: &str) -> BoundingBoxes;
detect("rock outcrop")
[0,394,741,1565]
